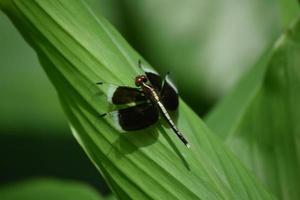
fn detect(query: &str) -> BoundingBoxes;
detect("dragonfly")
[97,60,190,148]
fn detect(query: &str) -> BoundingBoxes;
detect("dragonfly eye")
[135,75,148,86]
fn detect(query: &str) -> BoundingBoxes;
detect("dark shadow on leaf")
[110,126,159,157]
[157,125,190,171]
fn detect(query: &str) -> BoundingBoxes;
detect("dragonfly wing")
[105,103,159,131]
[97,83,146,105]
[160,75,179,111]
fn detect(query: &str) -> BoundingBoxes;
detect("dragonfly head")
[135,75,148,87]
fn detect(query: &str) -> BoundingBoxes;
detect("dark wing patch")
[139,61,162,90]
[160,76,179,111]
[117,103,159,131]
[145,72,162,91]
[97,82,146,105]
[111,86,146,105]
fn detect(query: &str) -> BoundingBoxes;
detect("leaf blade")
[206,17,300,200]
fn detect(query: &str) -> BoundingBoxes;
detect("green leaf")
[279,0,300,28]
[0,179,106,200]
[0,0,274,199]
[206,18,300,199]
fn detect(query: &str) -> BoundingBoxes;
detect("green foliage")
[0,0,274,200]
[279,0,299,28]
[206,18,300,200]
[0,179,106,200]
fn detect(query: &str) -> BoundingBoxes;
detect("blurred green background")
[0,0,289,196]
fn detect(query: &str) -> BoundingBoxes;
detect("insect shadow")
[104,120,190,170]
[112,127,159,155]
[154,111,190,170]
[157,126,190,170]
[101,125,159,162]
